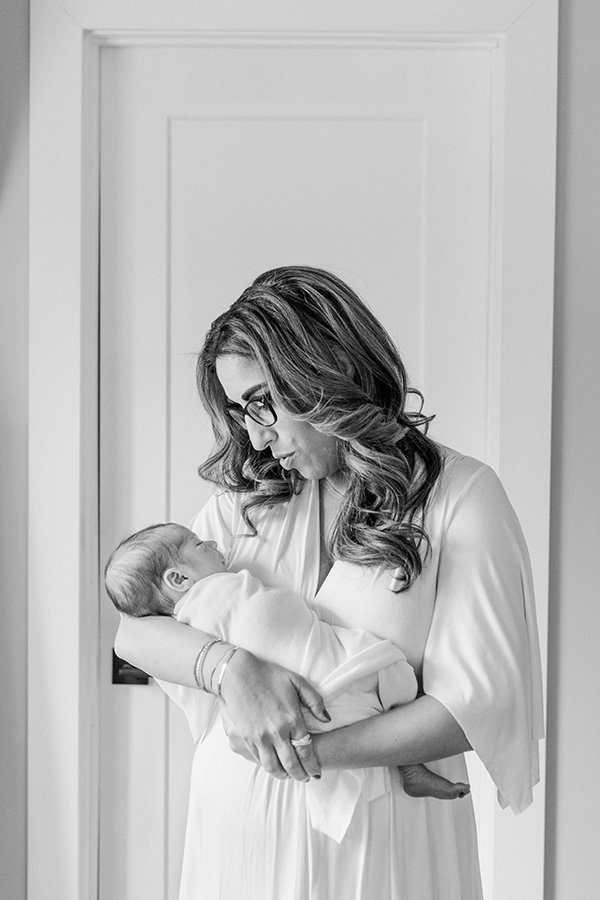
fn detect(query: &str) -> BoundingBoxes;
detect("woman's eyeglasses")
[226,393,278,428]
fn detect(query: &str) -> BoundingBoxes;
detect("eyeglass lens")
[227,395,277,428]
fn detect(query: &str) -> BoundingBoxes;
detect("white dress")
[169,448,544,900]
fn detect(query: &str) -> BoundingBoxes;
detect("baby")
[106,522,469,837]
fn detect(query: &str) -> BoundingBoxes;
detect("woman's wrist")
[213,646,254,698]
[309,729,340,770]
[307,696,471,771]
[310,731,325,768]
[193,637,223,690]
[212,645,242,696]
[199,640,239,692]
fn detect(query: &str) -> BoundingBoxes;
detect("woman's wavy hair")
[197,266,443,590]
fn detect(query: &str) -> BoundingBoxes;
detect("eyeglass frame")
[225,392,278,429]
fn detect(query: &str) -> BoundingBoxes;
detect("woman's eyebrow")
[241,382,267,401]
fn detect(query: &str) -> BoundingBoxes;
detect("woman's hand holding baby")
[218,649,328,782]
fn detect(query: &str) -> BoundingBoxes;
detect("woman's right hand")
[218,649,329,782]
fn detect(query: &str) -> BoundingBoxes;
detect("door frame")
[28,1,557,897]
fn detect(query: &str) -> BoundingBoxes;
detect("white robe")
[169,567,419,843]
[163,448,544,899]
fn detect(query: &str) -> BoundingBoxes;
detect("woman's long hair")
[197,266,443,590]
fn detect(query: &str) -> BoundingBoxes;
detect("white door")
[29,3,557,899]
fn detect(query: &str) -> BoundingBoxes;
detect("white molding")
[29,1,556,896]
[492,3,556,895]
[78,34,102,900]
[29,2,101,896]
[484,38,506,475]
[90,29,501,50]
[44,0,545,34]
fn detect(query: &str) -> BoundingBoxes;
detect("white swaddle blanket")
[158,569,417,842]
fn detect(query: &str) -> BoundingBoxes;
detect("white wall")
[1,1,598,897]
[0,0,29,897]
[545,2,600,898]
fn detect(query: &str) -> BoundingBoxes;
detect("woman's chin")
[294,463,340,483]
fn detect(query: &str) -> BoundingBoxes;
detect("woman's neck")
[322,471,348,496]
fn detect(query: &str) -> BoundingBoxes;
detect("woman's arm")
[114,614,329,781]
[311,694,471,770]
[115,614,213,687]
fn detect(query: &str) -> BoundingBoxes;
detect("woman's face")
[215,354,341,482]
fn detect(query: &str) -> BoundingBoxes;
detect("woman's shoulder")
[432,444,504,515]
[188,487,241,539]
[438,443,492,483]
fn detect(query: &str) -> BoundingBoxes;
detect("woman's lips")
[277,453,294,470]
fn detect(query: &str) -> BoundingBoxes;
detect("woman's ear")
[163,567,191,593]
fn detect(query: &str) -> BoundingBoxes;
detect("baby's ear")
[163,567,190,593]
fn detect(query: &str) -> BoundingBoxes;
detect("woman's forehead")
[215,354,266,401]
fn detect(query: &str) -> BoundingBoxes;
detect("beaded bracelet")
[215,646,241,697]
[193,638,222,691]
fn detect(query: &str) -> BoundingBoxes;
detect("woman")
[115,266,544,899]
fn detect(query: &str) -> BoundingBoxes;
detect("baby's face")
[179,531,227,581]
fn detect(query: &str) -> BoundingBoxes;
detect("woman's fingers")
[256,744,290,780]
[271,732,313,782]
[218,651,326,780]
[288,734,321,780]
[220,707,258,763]
[227,724,315,781]
[253,720,319,781]
[227,733,257,764]
[292,674,331,725]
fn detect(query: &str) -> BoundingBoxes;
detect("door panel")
[101,36,504,898]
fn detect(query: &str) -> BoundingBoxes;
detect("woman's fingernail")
[314,774,321,780]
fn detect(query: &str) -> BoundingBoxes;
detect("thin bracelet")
[193,638,222,691]
[215,646,241,697]
[207,645,230,693]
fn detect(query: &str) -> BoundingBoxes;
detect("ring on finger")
[290,733,312,749]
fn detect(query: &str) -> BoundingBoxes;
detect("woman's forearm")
[312,694,472,769]
[115,615,328,781]
[115,614,219,687]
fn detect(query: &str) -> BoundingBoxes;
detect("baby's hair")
[105,522,191,618]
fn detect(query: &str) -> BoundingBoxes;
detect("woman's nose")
[245,417,276,451]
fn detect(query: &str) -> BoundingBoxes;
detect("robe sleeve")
[422,464,544,813]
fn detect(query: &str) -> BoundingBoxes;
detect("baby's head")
[105,522,227,617]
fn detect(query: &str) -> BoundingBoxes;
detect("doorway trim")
[29,2,556,897]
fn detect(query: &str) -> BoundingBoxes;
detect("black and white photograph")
[1,1,598,898]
